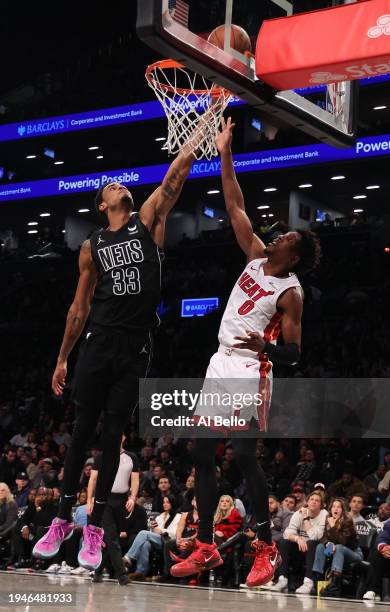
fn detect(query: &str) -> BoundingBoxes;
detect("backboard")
[137,0,358,147]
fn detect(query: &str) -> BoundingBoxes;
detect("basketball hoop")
[145,59,232,160]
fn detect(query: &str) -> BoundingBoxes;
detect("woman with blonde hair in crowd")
[214,495,243,544]
[313,497,362,597]
[0,483,18,564]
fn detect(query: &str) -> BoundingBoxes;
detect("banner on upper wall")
[0,73,389,143]
[0,133,389,202]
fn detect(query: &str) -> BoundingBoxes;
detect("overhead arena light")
[40,213,50,217]
[88,146,99,150]
[207,189,220,195]
[54,160,64,165]
[257,205,270,210]
[353,209,364,213]
[261,214,268,218]
[155,137,165,142]
[268,213,274,217]
[26,155,36,159]
[353,195,367,200]
[264,187,277,192]
[28,221,38,226]
[96,155,104,159]
[78,208,90,213]
[28,230,38,234]
[331,175,345,180]
[373,105,387,110]
[299,184,312,189]
[366,185,380,190]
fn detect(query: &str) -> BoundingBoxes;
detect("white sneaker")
[70,566,89,576]
[268,576,288,592]
[363,591,379,601]
[58,561,74,574]
[296,577,314,594]
[46,563,61,574]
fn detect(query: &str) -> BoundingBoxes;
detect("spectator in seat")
[0,448,22,488]
[152,476,176,513]
[291,484,306,510]
[163,495,199,580]
[313,497,362,597]
[0,483,18,563]
[9,426,29,448]
[348,495,366,525]
[214,495,243,545]
[79,462,92,490]
[137,481,154,517]
[180,474,195,511]
[30,458,58,489]
[282,495,297,513]
[20,452,39,481]
[123,495,181,580]
[52,422,72,448]
[366,503,390,533]
[10,486,57,569]
[269,495,293,543]
[364,465,387,503]
[213,495,243,588]
[363,517,390,602]
[270,491,327,593]
[327,471,367,502]
[293,449,321,489]
[13,472,30,508]
[120,502,148,551]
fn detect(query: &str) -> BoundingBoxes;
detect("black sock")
[256,521,272,545]
[89,500,106,527]
[58,494,77,522]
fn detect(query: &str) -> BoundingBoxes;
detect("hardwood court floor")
[0,572,387,612]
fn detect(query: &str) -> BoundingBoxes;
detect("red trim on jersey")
[263,312,282,343]
[257,359,272,431]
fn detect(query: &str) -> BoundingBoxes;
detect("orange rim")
[145,59,229,97]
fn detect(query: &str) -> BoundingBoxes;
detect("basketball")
[207,24,252,55]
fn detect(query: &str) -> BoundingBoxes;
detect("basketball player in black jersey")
[33,138,199,571]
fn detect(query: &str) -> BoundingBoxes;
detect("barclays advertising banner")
[0,133,389,202]
[0,98,243,143]
[0,74,388,143]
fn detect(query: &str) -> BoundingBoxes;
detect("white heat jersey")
[218,257,302,357]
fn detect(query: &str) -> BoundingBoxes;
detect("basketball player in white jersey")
[171,117,321,586]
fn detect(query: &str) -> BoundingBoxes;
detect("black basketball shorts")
[70,326,153,419]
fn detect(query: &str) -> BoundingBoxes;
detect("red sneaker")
[170,540,223,577]
[246,540,281,588]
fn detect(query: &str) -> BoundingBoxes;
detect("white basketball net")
[146,60,232,160]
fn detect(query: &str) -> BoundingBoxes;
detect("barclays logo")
[18,125,26,136]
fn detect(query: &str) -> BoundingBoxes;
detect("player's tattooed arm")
[216,117,266,262]
[139,153,194,247]
[52,240,97,396]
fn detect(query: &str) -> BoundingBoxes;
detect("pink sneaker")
[33,518,74,559]
[78,525,104,570]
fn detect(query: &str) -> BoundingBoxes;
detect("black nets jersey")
[89,213,162,330]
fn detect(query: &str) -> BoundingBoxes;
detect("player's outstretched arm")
[217,117,266,262]
[139,100,223,247]
[52,240,97,396]
[139,150,194,247]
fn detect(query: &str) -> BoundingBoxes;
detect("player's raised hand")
[233,330,265,352]
[216,116,235,153]
[52,360,67,396]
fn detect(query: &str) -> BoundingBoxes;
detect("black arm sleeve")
[263,342,300,366]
